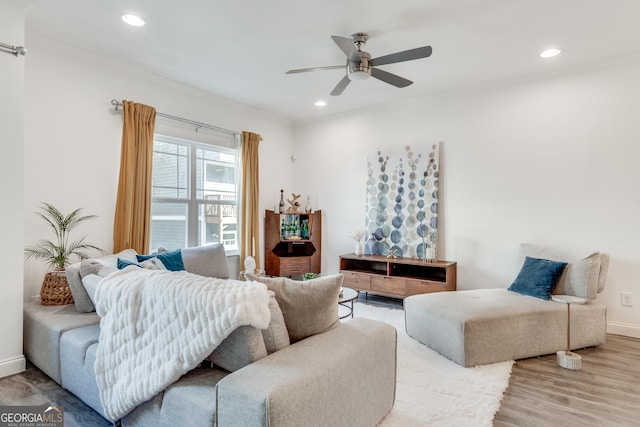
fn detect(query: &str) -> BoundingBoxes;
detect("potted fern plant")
[24,203,104,305]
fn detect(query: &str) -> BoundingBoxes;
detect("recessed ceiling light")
[540,48,562,58]
[122,14,146,27]
[314,100,327,107]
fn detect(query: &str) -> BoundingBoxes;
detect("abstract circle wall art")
[364,143,440,257]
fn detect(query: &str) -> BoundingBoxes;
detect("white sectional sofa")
[23,245,397,426]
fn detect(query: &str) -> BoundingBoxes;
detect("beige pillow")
[597,253,610,293]
[262,291,290,353]
[181,243,230,279]
[207,325,267,372]
[246,273,343,342]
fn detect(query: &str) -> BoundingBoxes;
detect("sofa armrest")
[215,318,396,427]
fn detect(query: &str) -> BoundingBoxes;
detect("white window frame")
[150,133,241,253]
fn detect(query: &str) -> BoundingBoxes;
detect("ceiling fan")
[286,32,432,96]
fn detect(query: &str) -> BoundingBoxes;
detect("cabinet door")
[405,278,448,296]
[341,271,371,291]
[279,257,311,276]
[371,276,405,296]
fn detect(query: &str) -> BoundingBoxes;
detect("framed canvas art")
[364,143,439,258]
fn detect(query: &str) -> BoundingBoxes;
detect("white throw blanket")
[93,268,271,421]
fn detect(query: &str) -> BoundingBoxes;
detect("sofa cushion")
[508,256,567,300]
[66,249,138,312]
[59,324,105,418]
[246,273,342,342]
[182,243,230,279]
[261,291,290,353]
[207,325,268,372]
[520,243,602,301]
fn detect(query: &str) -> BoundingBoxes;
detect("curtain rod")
[111,99,256,139]
[0,42,27,57]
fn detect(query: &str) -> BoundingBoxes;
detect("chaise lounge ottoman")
[404,288,606,367]
[404,245,609,367]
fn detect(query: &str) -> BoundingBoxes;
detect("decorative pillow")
[117,257,167,270]
[66,249,138,313]
[520,243,601,300]
[181,243,230,279]
[261,291,290,353]
[207,325,267,372]
[81,274,102,305]
[597,253,610,293]
[80,259,109,278]
[98,266,118,277]
[508,256,567,300]
[117,258,142,269]
[245,273,342,342]
[137,249,184,271]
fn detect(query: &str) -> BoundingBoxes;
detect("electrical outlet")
[621,292,633,307]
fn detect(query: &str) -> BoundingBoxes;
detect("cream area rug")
[343,302,513,427]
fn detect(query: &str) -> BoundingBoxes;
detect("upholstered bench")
[404,244,609,367]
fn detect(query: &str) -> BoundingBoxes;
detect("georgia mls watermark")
[0,405,63,427]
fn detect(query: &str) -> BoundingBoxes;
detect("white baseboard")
[607,321,640,338]
[0,355,26,379]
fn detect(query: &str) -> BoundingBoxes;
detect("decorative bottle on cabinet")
[305,196,312,213]
[278,189,285,214]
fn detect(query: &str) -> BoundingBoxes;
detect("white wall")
[293,61,640,337]
[23,34,294,299]
[0,1,27,378]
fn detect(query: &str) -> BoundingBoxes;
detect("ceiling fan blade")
[370,46,432,67]
[331,36,361,62]
[330,75,351,96]
[286,65,344,74]
[371,68,413,88]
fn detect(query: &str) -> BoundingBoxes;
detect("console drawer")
[371,276,405,296]
[341,271,371,291]
[405,279,448,296]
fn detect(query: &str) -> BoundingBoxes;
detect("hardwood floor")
[494,334,640,427]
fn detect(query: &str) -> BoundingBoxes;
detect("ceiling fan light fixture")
[540,48,562,58]
[348,70,370,81]
[122,14,146,27]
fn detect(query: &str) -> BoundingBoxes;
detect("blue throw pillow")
[117,258,142,269]
[508,256,568,300]
[137,249,184,271]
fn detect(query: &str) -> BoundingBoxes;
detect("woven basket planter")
[40,271,74,306]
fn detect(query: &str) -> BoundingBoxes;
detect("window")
[150,134,239,252]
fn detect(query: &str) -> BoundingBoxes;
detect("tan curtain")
[239,131,261,269]
[113,100,156,253]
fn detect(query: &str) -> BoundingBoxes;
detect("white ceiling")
[25,0,640,122]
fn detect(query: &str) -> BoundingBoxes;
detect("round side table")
[551,294,587,370]
[338,287,359,319]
